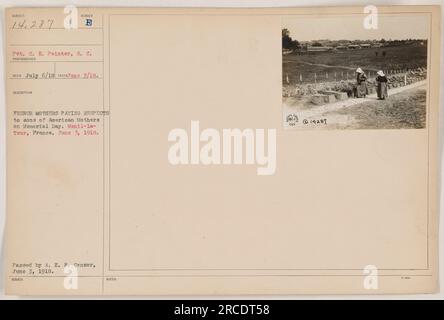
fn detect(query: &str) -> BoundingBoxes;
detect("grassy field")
[283,43,427,84]
[324,87,427,129]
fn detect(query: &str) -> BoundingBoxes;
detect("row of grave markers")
[285,69,410,84]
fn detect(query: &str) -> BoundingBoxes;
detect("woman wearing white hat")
[376,70,388,100]
[355,68,368,98]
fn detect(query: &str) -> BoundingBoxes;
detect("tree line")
[282,29,300,50]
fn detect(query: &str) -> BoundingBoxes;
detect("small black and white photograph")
[282,14,429,130]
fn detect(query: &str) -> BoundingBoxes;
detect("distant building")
[307,46,333,52]
[282,49,293,55]
[313,39,331,46]
[348,44,361,49]
[360,43,371,48]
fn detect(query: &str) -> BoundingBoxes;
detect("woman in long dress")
[376,70,388,100]
[355,68,368,98]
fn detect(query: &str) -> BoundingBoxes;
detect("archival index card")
[5,6,441,295]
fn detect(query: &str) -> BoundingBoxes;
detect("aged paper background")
[3,5,441,295]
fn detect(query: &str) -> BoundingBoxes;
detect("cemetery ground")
[283,81,427,129]
[325,86,427,129]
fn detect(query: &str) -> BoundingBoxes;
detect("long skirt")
[377,82,388,99]
[355,82,367,98]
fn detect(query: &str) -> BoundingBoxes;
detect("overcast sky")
[283,14,430,41]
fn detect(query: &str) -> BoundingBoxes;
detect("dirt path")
[283,80,427,128]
